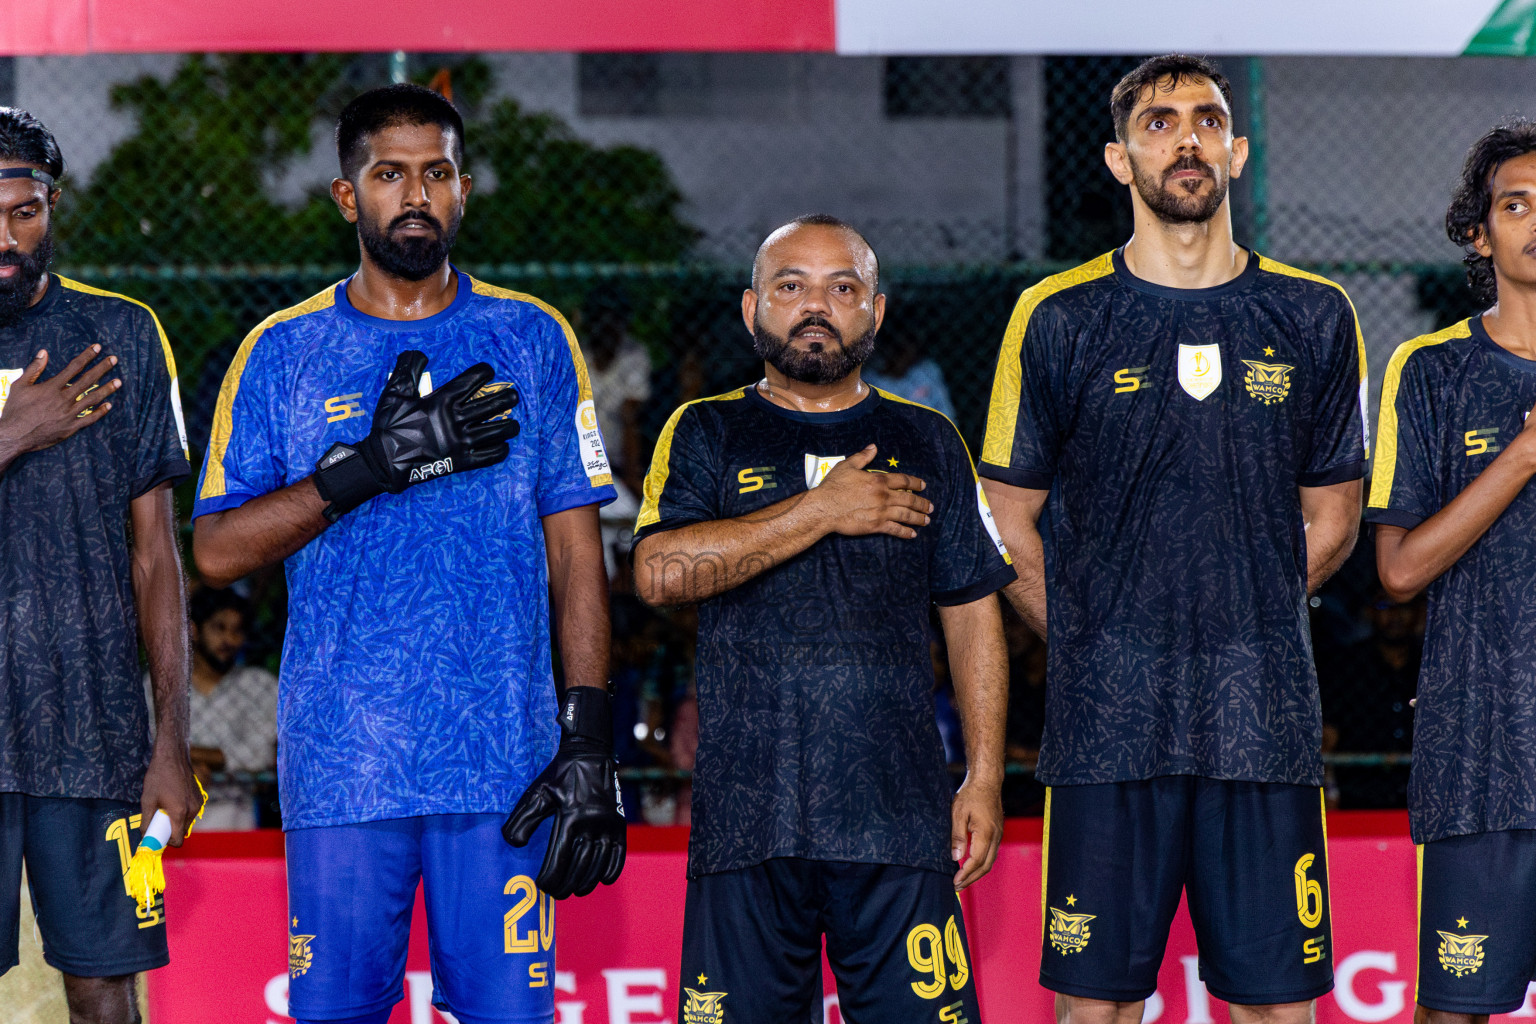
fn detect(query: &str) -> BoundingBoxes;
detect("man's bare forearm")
[193,476,329,588]
[543,504,610,690]
[1300,479,1362,595]
[1377,433,1536,600]
[131,483,190,746]
[938,596,1008,785]
[634,491,826,605]
[980,480,1050,637]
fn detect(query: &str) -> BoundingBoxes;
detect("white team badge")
[1177,343,1222,401]
[804,454,846,488]
[0,368,22,418]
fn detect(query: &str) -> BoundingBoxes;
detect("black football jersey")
[1367,316,1536,844]
[0,275,189,801]
[634,385,1015,877]
[979,248,1368,788]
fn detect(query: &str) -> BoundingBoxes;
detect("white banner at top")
[835,0,1505,56]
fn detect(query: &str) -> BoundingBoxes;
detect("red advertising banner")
[146,814,1536,1024]
[0,0,837,55]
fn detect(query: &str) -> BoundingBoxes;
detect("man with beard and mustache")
[0,107,201,1023]
[633,215,1014,1023]
[978,55,1367,1024]
[192,84,623,1024]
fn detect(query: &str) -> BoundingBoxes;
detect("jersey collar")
[1112,245,1260,301]
[1469,314,1536,375]
[743,381,882,423]
[335,265,472,332]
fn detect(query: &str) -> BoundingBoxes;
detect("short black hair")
[0,107,64,180]
[190,586,252,628]
[752,214,880,292]
[335,84,464,181]
[1446,119,1536,305]
[1110,54,1234,143]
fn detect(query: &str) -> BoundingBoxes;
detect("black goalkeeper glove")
[313,350,520,522]
[502,686,627,899]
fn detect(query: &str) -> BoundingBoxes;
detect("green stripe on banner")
[1466,0,1536,55]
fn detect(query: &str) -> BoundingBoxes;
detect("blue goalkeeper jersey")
[192,271,616,830]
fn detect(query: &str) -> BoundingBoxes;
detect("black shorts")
[680,858,982,1024]
[1417,828,1536,1016]
[1040,777,1333,1006]
[0,793,169,977]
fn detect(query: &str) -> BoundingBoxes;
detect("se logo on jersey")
[737,466,777,494]
[1465,428,1502,457]
[1178,343,1222,401]
[1113,366,1151,393]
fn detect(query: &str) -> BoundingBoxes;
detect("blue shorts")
[1417,829,1536,1016]
[285,813,554,1024]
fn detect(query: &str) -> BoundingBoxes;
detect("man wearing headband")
[0,107,201,1023]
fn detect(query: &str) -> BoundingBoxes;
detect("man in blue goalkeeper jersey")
[192,84,624,1024]
[1369,120,1536,1024]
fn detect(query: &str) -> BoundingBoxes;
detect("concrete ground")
[0,877,151,1024]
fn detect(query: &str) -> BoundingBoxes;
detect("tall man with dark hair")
[1370,119,1536,1024]
[0,107,201,1024]
[193,84,624,1024]
[980,56,1368,1024]
[634,214,1015,1023]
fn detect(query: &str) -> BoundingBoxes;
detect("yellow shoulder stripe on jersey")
[57,276,188,458]
[1367,320,1472,510]
[200,286,338,500]
[1256,255,1372,460]
[635,389,747,531]
[468,277,612,486]
[980,253,1115,470]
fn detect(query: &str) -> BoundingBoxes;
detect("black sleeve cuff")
[1363,507,1425,529]
[1298,460,1366,487]
[933,563,1019,607]
[977,462,1054,490]
[131,458,192,499]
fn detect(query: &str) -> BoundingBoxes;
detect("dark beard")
[752,313,877,386]
[0,228,54,328]
[194,639,235,676]
[358,207,459,282]
[1131,152,1229,225]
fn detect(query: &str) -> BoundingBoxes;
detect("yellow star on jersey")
[292,917,299,928]
[1264,346,1275,357]
[698,973,708,986]
[887,457,899,468]
[1457,917,1469,929]
[1065,894,1077,906]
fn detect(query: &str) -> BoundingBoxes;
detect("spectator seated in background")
[1318,585,1425,809]
[861,314,956,422]
[147,587,278,830]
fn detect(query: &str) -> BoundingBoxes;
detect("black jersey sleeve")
[929,418,1017,605]
[633,400,722,540]
[127,302,191,496]
[978,294,1068,490]
[1299,293,1368,487]
[1365,341,1442,529]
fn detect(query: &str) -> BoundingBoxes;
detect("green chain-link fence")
[8,50,1517,819]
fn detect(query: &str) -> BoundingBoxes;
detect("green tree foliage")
[57,53,697,267]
